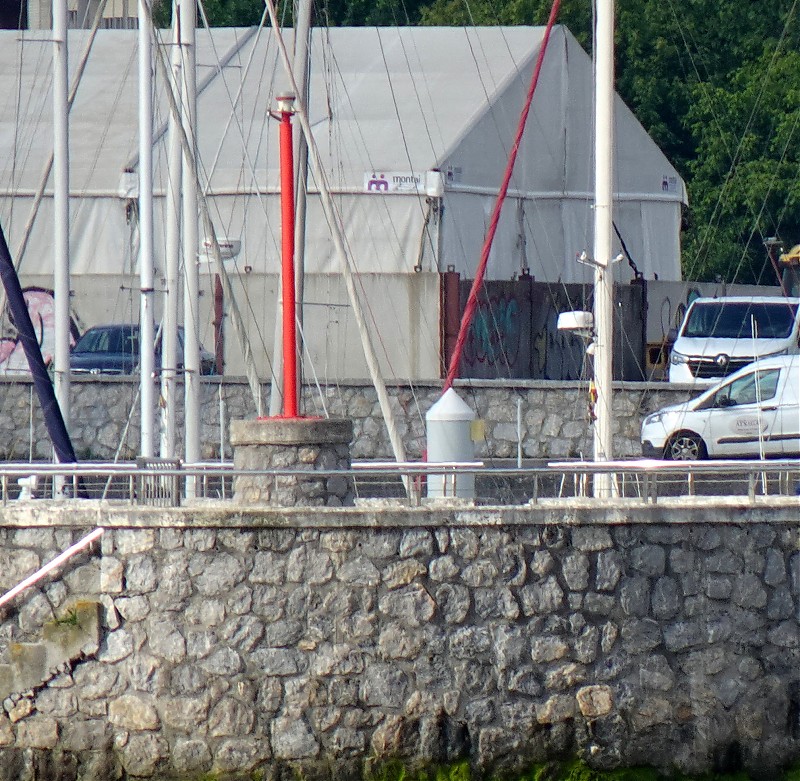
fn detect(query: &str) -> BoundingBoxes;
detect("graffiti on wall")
[453,278,645,381]
[531,313,587,382]
[462,292,521,371]
[0,287,80,375]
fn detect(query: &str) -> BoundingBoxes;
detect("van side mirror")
[667,328,678,344]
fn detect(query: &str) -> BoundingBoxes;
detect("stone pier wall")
[0,501,798,779]
[0,377,693,462]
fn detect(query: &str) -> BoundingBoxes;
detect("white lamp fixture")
[557,310,594,337]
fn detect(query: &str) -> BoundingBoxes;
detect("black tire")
[664,431,707,461]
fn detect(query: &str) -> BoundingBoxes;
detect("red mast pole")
[442,0,561,391]
[278,95,298,418]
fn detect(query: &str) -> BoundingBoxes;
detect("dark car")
[70,324,216,376]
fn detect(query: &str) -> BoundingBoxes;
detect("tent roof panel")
[0,25,685,202]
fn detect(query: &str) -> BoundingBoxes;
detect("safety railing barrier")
[0,458,796,506]
[135,457,182,507]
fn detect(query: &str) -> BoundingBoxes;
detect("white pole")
[219,383,225,455]
[752,315,766,463]
[160,2,182,459]
[0,528,104,609]
[53,0,71,450]
[181,0,201,494]
[138,0,156,457]
[593,0,615,497]
[293,0,311,410]
[29,386,34,462]
[140,0,264,418]
[13,0,110,271]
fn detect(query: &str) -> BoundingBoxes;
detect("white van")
[668,296,800,384]
[642,353,800,459]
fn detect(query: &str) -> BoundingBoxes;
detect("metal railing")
[0,458,797,506]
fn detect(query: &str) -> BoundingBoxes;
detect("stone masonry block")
[42,601,101,665]
[0,666,15,702]
[9,643,47,692]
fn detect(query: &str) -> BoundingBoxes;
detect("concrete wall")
[0,377,694,462]
[14,272,442,382]
[0,502,797,779]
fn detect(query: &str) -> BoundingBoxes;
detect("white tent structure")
[0,24,686,381]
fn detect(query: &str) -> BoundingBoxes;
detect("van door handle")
[761,406,778,412]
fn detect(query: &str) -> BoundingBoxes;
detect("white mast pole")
[160,2,183,458]
[593,0,615,497]
[53,0,71,452]
[180,0,201,493]
[293,0,312,410]
[14,0,110,270]
[140,0,265,418]
[138,0,156,457]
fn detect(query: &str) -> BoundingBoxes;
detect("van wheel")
[664,432,707,461]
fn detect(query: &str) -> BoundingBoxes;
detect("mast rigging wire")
[13,0,112,270]
[444,0,562,391]
[667,0,799,286]
[261,0,412,483]
[141,0,266,415]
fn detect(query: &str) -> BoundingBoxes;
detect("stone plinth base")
[229,417,354,506]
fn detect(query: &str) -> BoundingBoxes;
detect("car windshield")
[683,301,799,339]
[73,327,138,354]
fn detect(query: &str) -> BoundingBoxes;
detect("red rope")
[443,0,562,391]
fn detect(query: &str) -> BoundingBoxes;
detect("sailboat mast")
[593,0,615,496]
[161,4,183,459]
[53,0,71,443]
[141,0,265,419]
[293,0,312,405]
[139,0,156,457]
[159,2,183,458]
[181,0,201,490]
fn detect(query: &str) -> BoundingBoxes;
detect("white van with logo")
[668,296,800,384]
[642,354,800,459]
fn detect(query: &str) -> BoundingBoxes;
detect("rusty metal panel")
[456,278,645,381]
[457,276,534,380]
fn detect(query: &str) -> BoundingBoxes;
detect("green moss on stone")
[364,759,800,781]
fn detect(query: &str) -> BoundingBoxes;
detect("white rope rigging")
[261,0,411,482]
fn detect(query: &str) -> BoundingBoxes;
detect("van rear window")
[683,301,799,339]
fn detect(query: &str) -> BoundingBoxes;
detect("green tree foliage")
[684,46,800,283]
[316,0,428,26]
[152,0,267,26]
[160,0,800,283]
[611,1,800,282]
